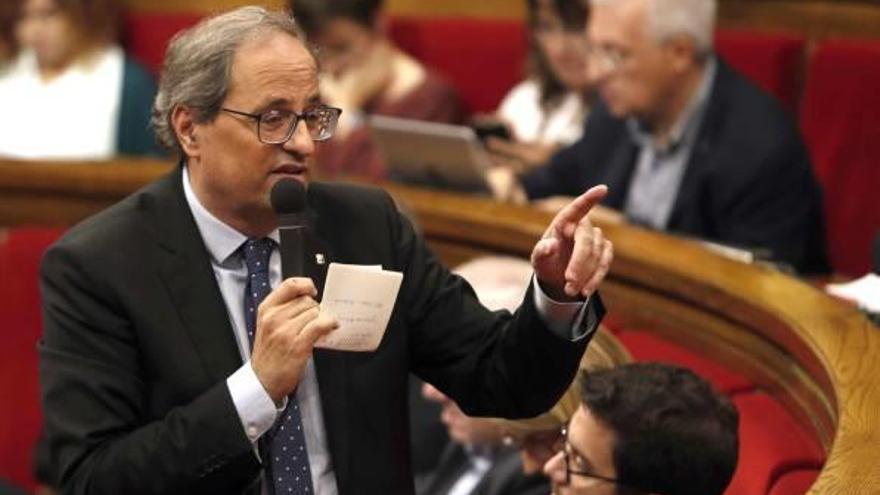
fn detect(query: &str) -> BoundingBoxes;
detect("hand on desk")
[250,277,339,403]
[531,185,613,301]
[486,136,559,172]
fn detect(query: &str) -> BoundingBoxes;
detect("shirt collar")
[182,165,279,265]
[627,56,717,153]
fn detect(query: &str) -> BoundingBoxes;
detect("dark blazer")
[116,57,164,158]
[521,59,829,274]
[418,444,548,495]
[39,168,598,494]
[873,232,880,275]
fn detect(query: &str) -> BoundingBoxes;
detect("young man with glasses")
[544,363,739,495]
[39,6,615,495]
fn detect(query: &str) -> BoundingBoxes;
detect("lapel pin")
[315,253,326,265]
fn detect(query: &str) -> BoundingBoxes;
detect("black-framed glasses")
[502,426,565,462]
[561,425,632,488]
[221,105,342,143]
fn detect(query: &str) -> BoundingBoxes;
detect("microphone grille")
[270,178,307,215]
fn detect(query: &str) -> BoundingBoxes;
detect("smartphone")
[472,121,512,142]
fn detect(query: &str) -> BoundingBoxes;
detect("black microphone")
[270,178,309,279]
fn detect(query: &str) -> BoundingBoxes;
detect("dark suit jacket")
[418,444,548,495]
[873,232,880,275]
[39,168,597,494]
[521,59,829,274]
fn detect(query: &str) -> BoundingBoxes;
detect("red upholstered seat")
[123,13,205,74]
[800,39,880,276]
[715,31,805,113]
[724,393,824,495]
[767,469,820,495]
[389,17,528,113]
[0,227,66,490]
[617,330,755,395]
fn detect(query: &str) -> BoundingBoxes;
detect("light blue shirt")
[624,58,717,229]
[181,167,593,495]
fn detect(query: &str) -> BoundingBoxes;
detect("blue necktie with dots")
[242,238,315,495]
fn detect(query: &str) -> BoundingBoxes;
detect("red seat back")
[616,330,755,395]
[123,12,205,74]
[800,39,880,276]
[767,469,820,495]
[389,17,528,114]
[0,228,66,490]
[715,30,805,113]
[724,393,824,495]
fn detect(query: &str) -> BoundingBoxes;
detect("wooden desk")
[2,158,878,493]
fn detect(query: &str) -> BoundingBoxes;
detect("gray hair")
[151,6,308,154]
[590,0,717,57]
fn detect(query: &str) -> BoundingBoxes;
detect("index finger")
[549,185,609,232]
[261,277,317,308]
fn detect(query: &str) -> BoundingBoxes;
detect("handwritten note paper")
[316,263,403,352]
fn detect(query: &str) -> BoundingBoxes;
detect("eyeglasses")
[221,105,342,144]
[560,425,633,488]
[502,427,565,462]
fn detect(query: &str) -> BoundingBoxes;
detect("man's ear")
[665,34,698,73]
[170,105,200,158]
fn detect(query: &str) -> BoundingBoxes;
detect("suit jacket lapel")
[151,168,243,383]
[668,59,730,228]
[306,193,353,493]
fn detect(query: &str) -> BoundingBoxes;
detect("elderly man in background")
[491,0,829,275]
[39,6,613,495]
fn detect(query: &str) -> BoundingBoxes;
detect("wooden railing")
[2,158,879,492]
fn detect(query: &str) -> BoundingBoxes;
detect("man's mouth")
[271,164,308,177]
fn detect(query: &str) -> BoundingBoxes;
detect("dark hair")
[579,363,739,495]
[290,0,383,37]
[54,0,122,45]
[152,7,308,154]
[525,0,589,107]
[0,6,14,61]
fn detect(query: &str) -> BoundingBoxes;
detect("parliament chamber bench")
[0,159,877,493]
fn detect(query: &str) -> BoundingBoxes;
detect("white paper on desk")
[316,263,403,352]
[826,273,880,313]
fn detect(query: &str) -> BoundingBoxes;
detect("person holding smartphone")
[484,0,594,173]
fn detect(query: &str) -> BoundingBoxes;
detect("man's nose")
[588,56,611,86]
[281,118,315,157]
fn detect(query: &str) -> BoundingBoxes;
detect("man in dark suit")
[38,7,613,495]
[417,384,549,495]
[492,0,828,274]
